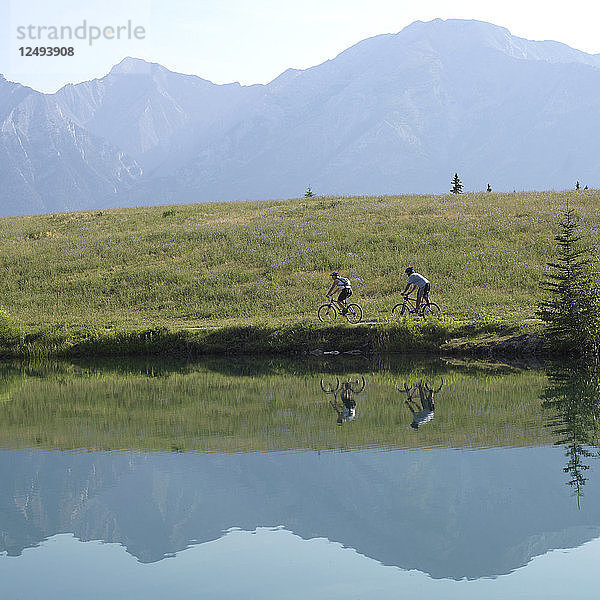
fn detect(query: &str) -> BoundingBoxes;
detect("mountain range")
[2,18,600,216]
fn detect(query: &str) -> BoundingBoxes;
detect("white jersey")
[343,407,356,421]
[336,277,352,289]
[408,272,429,288]
[413,409,434,426]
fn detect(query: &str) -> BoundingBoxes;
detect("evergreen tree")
[538,208,600,357]
[451,173,463,194]
[304,186,314,198]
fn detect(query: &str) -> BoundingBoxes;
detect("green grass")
[0,189,596,355]
[0,358,550,451]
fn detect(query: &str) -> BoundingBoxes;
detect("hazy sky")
[3,0,600,92]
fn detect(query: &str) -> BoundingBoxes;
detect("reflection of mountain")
[1,447,599,579]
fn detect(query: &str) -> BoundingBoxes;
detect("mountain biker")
[401,267,430,313]
[326,272,352,315]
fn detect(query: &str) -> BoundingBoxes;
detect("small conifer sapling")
[451,173,463,194]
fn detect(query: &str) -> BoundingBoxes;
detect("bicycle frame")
[325,298,348,314]
[400,295,421,313]
[318,297,363,324]
[393,293,440,319]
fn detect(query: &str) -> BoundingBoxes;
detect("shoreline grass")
[0,318,544,359]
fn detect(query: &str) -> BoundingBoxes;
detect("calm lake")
[1,356,599,599]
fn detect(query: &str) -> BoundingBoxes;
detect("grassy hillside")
[0,190,597,354]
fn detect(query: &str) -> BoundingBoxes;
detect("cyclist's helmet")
[330,271,339,277]
[405,267,414,275]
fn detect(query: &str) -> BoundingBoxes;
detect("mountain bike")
[392,294,442,319]
[318,298,363,324]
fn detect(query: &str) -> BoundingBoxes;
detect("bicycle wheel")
[421,302,442,319]
[345,303,363,324]
[318,304,337,322]
[392,302,408,316]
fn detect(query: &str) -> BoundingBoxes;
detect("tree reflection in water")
[542,365,600,508]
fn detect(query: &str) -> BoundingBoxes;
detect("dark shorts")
[338,288,352,302]
[417,283,430,300]
[342,397,357,410]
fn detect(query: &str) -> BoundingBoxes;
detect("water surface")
[0,357,598,598]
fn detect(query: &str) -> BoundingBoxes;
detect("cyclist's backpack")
[338,276,351,288]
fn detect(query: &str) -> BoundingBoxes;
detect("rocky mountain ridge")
[2,19,600,216]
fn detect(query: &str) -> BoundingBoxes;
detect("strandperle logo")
[16,20,146,46]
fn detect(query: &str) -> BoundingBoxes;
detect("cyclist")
[326,271,352,315]
[401,267,430,314]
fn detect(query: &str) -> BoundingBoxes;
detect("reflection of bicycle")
[392,294,441,319]
[320,376,366,394]
[318,298,363,324]
[399,379,444,397]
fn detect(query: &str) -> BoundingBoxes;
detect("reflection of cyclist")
[326,271,352,315]
[321,377,365,426]
[402,267,430,314]
[404,382,435,429]
[330,382,357,425]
